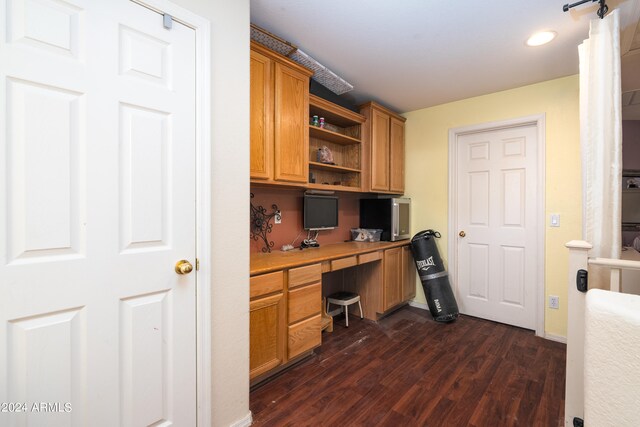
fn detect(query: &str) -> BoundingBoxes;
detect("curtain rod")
[563,0,609,19]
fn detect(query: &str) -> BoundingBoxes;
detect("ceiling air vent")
[250,24,354,95]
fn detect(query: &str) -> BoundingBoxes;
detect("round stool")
[326,291,363,327]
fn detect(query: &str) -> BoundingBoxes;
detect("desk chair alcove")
[326,291,363,327]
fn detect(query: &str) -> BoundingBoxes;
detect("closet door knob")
[175,260,194,275]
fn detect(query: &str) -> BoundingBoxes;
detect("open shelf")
[306,183,362,193]
[308,95,366,192]
[309,125,360,145]
[309,94,365,128]
[309,161,361,174]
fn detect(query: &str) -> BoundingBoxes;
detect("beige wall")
[404,75,581,338]
[171,0,250,425]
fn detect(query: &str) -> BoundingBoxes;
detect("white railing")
[564,240,640,426]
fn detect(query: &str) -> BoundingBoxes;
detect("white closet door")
[456,125,538,330]
[0,1,197,425]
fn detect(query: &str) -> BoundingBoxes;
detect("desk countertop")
[250,240,410,276]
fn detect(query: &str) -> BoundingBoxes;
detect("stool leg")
[345,304,349,327]
[358,300,363,319]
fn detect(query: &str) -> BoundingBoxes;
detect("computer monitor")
[303,195,338,230]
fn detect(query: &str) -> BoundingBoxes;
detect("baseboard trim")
[543,333,567,344]
[230,411,252,427]
[408,301,430,311]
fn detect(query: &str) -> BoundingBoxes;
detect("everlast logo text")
[416,256,435,272]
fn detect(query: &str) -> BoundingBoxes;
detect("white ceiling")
[251,0,640,115]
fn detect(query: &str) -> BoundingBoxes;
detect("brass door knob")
[459,231,466,238]
[175,260,194,275]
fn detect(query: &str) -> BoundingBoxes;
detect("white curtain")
[579,9,622,288]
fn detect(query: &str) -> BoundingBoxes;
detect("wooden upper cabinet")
[360,102,406,194]
[274,63,309,183]
[389,117,405,194]
[250,42,312,184]
[370,108,390,192]
[250,49,272,180]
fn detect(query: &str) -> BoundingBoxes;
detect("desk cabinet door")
[250,292,286,379]
[402,246,417,301]
[383,247,403,310]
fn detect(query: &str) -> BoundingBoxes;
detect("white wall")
[170,0,250,426]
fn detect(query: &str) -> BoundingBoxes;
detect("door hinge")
[196,258,200,271]
[163,13,173,29]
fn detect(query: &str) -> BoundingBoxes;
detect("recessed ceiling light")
[526,31,557,47]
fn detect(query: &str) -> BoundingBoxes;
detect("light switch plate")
[550,214,560,227]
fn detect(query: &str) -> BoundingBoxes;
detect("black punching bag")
[410,230,459,322]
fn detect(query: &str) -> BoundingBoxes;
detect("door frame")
[131,0,212,424]
[447,114,546,337]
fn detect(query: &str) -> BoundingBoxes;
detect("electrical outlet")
[549,295,559,309]
[274,210,282,224]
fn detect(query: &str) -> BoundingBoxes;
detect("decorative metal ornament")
[250,193,280,253]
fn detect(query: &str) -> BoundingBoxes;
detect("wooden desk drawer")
[289,263,322,289]
[288,282,321,324]
[331,256,358,271]
[359,251,382,265]
[250,271,284,299]
[288,314,321,359]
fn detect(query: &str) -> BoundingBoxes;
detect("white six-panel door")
[0,1,197,425]
[455,125,538,330]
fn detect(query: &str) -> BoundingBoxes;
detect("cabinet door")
[370,108,390,191]
[250,292,285,380]
[389,117,405,194]
[274,62,309,183]
[250,49,273,180]
[383,247,403,310]
[402,245,417,301]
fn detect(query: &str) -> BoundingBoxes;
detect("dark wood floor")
[250,306,566,427]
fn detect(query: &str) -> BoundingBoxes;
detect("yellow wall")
[404,75,581,338]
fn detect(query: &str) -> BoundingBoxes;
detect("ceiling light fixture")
[526,31,557,47]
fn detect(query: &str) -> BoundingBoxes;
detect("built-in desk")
[250,240,410,275]
[249,240,416,384]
